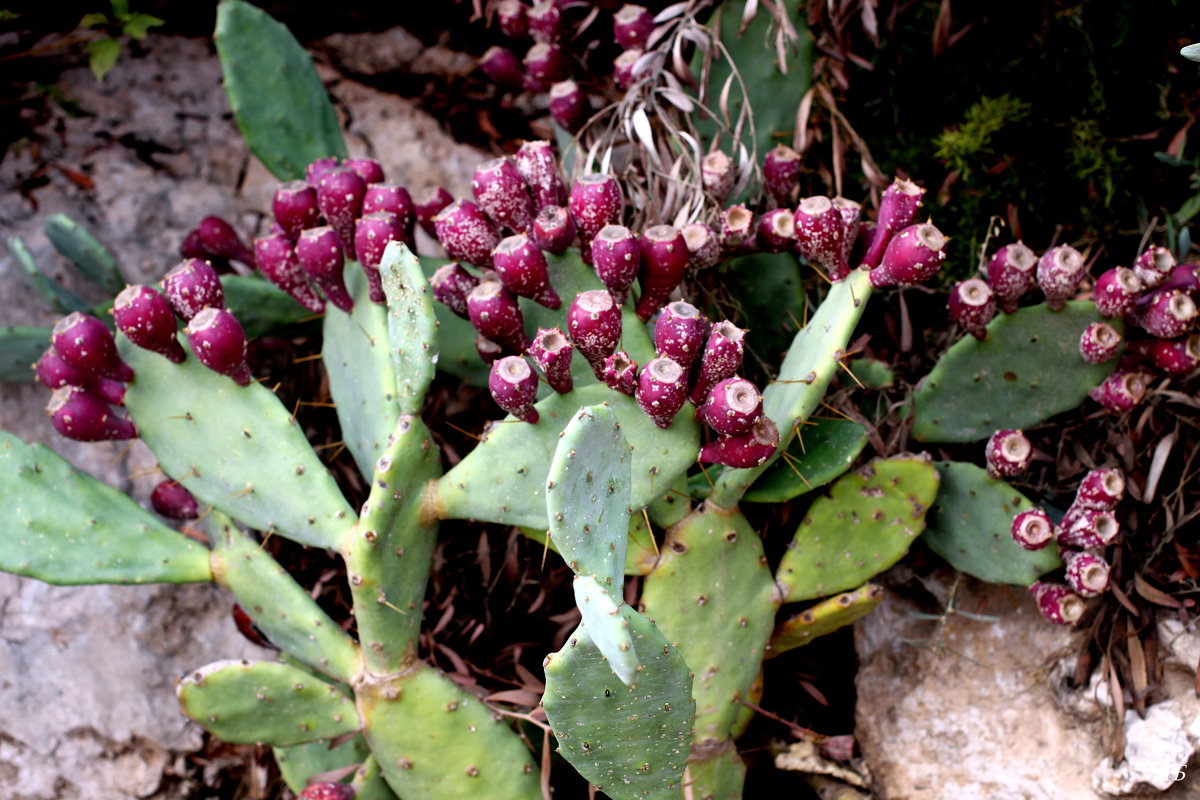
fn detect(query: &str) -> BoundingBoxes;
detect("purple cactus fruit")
[635,225,690,322]
[180,229,205,260]
[474,158,535,235]
[255,233,326,313]
[344,157,385,186]
[1133,245,1175,289]
[984,429,1031,478]
[162,258,224,321]
[480,45,525,88]
[682,223,721,271]
[523,42,570,92]
[699,377,763,436]
[1011,508,1054,551]
[305,157,340,188]
[354,212,407,304]
[362,183,416,245]
[35,348,126,405]
[755,209,797,254]
[794,195,850,279]
[1075,468,1125,510]
[1029,582,1085,626]
[51,312,134,383]
[1088,370,1148,412]
[1079,321,1122,364]
[296,227,354,312]
[689,320,746,404]
[492,233,561,309]
[948,278,996,340]
[515,140,566,212]
[636,357,688,429]
[702,151,735,204]
[604,350,638,396]
[527,0,562,42]
[1162,263,1200,296]
[1092,266,1142,317]
[549,80,589,133]
[272,181,321,241]
[113,285,186,363]
[531,205,576,254]
[414,186,454,237]
[185,307,253,386]
[591,224,641,304]
[434,199,500,268]
[196,216,255,266]
[430,262,479,318]
[719,204,754,251]
[489,356,540,423]
[317,167,367,261]
[151,479,200,520]
[569,173,623,243]
[568,290,622,378]
[699,415,780,468]
[298,781,356,800]
[869,223,947,288]
[1036,245,1087,310]
[832,198,862,263]
[497,0,529,38]
[763,145,801,206]
[1147,335,1200,375]
[467,280,530,353]
[653,300,708,370]
[614,4,655,49]
[1136,288,1196,338]
[529,327,574,394]
[476,335,503,364]
[1063,551,1110,598]
[614,48,643,90]
[46,385,136,442]
[862,178,925,269]
[1056,507,1120,550]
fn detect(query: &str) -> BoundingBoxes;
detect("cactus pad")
[685,744,746,800]
[744,417,869,503]
[572,575,639,684]
[43,213,124,294]
[221,275,314,338]
[923,461,1062,585]
[776,456,939,603]
[768,583,884,656]
[0,325,50,382]
[7,234,89,314]
[519,512,659,577]
[381,242,438,414]
[274,736,371,794]
[912,301,1119,442]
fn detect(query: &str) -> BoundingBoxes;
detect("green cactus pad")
[178,659,361,746]
[640,504,778,746]
[221,275,315,339]
[421,261,488,386]
[685,744,746,800]
[719,251,804,367]
[435,386,698,529]
[214,0,346,180]
[543,608,695,800]
[381,242,438,414]
[519,512,660,577]
[352,755,400,800]
[1,325,52,382]
[911,301,1119,442]
[342,415,440,673]
[744,417,870,503]
[120,337,357,548]
[206,514,360,681]
[274,736,370,794]
[709,269,874,508]
[357,663,541,800]
[43,214,124,294]
[776,456,939,603]
[647,474,691,528]
[7,234,89,314]
[573,575,638,684]
[768,583,884,656]
[0,430,212,585]
[923,461,1062,585]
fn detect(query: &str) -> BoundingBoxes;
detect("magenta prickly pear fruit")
[492,233,561,309]
[1063,551,1110,598]
[1029,582,1085,626]
[1133,245,1175,289]
[682,222,721,270]
[862,178,925,269]
[196,216,255,266]
[1147,335,1200,375]
[1163,263,1200,296]
[305,157,340,188]
[531,205,576,254]
[1136,288,1196,338]
[699,377,763,436]
[514,140,566,212]
[35,348,126,405]
[52,312,135,383]
[489,355,540,423]
[869,222,947,288]
[1056,508,1120,550]
[763,145,801,206]
[296,226,354,312]
[185,307,253,386]
[653,300,708,370]
[317,167,367,261]
[569,173,623,243]
[614,4,655,49]
[567,289,622,378]
[591,224,641,304]
[414,186,454,237]
[603,350,638,396]
[430,262,479,318]
[549,80,589,133]
[636,356,688,429]
[1036,245,1087,310]
[527,0,562,42]
[984,429,1031,478]
[467,280,531,353]
[298,781,356,800]
[344,157,385,185]
[46,385,136,442]
[635,225,690,321]
[755,208,797,254]
[1088,370,1148,412]
[162,258,224,322]
[151,479,200,520]
[354,212,407,304]
[272,181,321,241]
[180,229,205,260]
[434,199,500,268]
[614,48,643,90]
[474,158,535,235]
[113,285,186,363]
[529,327,574,394]
[794,195,849,279]
[689,320,746,404]
[1075,468,1125,510]
[699,415,780,468]
[476,335,503,365]
[1092,266,1142,317]
[702,151,735,204]
[948,278,996,340]
[1079,321,1122,364]
[362,183,416,244]
[719,204,754,251]
[832,197,862,262]
[480,45,525,88]
[255,233,326,313]
[496,0,529,39]
[1010,508,1054,551]
[523,42,570,91]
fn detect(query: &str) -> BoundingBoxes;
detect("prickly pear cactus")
[744,417,869,503]
[43,213,125,294]
[768,583,885,656]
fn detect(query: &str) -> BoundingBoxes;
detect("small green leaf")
[121,11,164,39]
[87,37,121,81]
[78,12,109,28]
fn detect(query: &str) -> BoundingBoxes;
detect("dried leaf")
[1107,657,1126,761]
[1144,431,1177,503]
[1110,582,1140,616]
[654,2,689,23]
[485,689,542,706]
[795,86,815,154]
[659,87,695,113]
[739,0,760,36]
[1134,574,1181,608]
[1127,634,1148,714]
